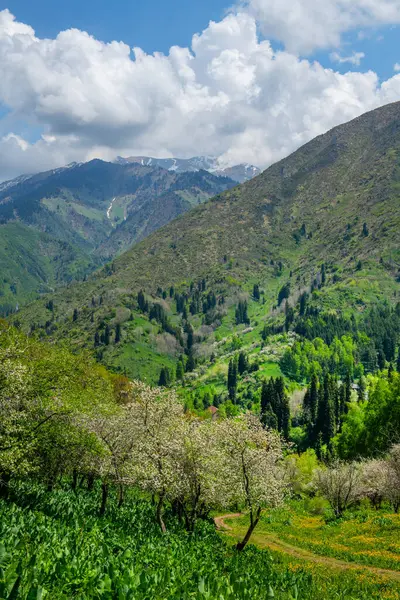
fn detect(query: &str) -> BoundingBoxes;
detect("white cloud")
[244,0,400,54]
[330,51,365,66]
[0,8,399,181]
[395,62,400,71]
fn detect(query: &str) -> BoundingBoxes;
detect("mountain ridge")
[12,101,400,382]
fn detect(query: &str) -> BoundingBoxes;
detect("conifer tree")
[115,323,121,344]
[227,357,238,401]
[238,352,248,375]
[317,374,336,445]
[176,360,184,381]
[186,351,196,373]
[73,308,78,322]
[253,284,260,301]
[158,367,171,387]
[137,290,146,312]
[309,374,319,424]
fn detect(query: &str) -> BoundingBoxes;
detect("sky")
[0,0,400,181]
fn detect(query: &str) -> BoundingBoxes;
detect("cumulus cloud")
[395,62,400,72]
[244,0,400,54]
[0,8,400,181]
[330,51,365,66]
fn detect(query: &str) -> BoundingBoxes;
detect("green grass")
[1,482,399,600]
[231,500,400,572]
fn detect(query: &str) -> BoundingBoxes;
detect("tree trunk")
[0,471,10,499]
[87,473,95,491]
[156,492,167,533]
[236,507,261,551]
[99,482,108,517]
[72,469,78,492]
[118,484,124,508]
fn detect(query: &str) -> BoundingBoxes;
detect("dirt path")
[215,513,400,582]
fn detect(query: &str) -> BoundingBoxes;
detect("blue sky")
[5,0,399,78]
[5,0,230,54]
[0,0,400,181]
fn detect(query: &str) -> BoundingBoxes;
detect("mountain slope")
[0,161,235,310]
[0,222,94,315]
[13,101,400,380]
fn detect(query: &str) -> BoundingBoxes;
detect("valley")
[2,101,400,599]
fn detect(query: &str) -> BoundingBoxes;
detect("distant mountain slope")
[13,101,400,381]
[0,161,235,310]
[0,222,94,315]
[115,155,260,183]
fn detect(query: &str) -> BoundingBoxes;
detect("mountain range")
[114,155,260,183]
[0,160,238,313]
[12,101,400,382]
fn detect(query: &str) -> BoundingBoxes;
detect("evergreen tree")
[73,308,78,322]
[176,360,184,380]
[94,331,100,347]
[281,396,290,440]
[235,301,250,325]
[186,351,196,373]
[309,374,319,424]
[137,290,146,312]
[238,352,248,375]
[253,284,260,301]
[277,283,290,306]
[103,325,110,346]
[158,367,171,387]
[227,357,238,402]
[397,350,400,373]
[344,372,352,405]
[317,374,336,445]
[299,292,308,316]
[115,323,121,344]
[321,263,326,286]
[262,403,278,430]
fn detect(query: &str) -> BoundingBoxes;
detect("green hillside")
[0,222,96,315]
[13,102,400,383]
[0,162,234,311]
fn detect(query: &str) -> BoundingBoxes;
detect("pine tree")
[176,360,184,380]
[260,380,270,416]
[158,367,171,387]
[238,352,248,375]
[299,292,308,316]
[317,374,336,445]
[321,263,326,286]
[262,403,278,430]
[344,371,352,405]
[115,323,121,344]
[281,396,290,440]
[253,284,260,301]
[309,374,319,423]
[227,357,238,402]
[137,290,146,312]
[186,351,196,373]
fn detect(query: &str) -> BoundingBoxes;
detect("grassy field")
[1,483,400,600]
[218,500,400,599]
